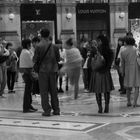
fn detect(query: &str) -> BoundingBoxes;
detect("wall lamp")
[119,12,125,20]
[65,8,72,22]
[66,12,72,21]
[8,13,15,21]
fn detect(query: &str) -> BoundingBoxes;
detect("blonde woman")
[60,38,82,99]
[121,37,140,107]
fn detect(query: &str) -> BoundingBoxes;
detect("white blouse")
[20,49,33,68]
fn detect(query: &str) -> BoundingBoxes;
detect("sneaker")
[84,89,89,93]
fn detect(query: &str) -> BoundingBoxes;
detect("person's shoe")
[52,112,60,115]
[42,112,51,117]
[133,104,140,107]
[84,89,89,93]
[127,103,132,107]
[104,105,109,113]
[98,107,102,113]
[23,109,36,113]
[8,90,12,93]
[118,88,122,92]
[58,88,64,93]
[30,106,38,111]
[11,90,15,94]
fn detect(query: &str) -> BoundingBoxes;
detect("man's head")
[40,28,50,39]
[32,37,40,48]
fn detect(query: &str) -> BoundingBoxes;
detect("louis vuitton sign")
[78,9,106,14]
[20,4,56,21]
[76,3,109,19]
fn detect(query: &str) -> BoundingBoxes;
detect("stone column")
[110,0,128,49]
[57,3,76,44]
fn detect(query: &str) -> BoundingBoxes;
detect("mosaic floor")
[0,71,140,140]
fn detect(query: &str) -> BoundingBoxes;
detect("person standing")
[120,37,140,107]
[115,37,126,94]
[56,40,65,93]
[60,38,83,99]
[6,42,18,93]
[31,37,40,96]
[90,35,114,113]
[20,39,37,113]
[34,28,60,116]
[0,40,9,97]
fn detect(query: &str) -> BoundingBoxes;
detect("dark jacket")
[33,40,60,73]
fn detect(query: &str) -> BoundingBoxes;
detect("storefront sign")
[20,4,56,21]
[77,9,106,14]
[76,3,109,19]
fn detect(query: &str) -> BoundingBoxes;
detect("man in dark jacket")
[33,28,60,116]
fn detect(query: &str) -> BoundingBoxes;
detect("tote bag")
[91,53,105,71]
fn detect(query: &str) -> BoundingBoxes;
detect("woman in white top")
[20,39,37,113]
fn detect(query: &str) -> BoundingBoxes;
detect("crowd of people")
[0,29,140,116]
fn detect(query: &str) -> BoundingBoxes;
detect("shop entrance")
[76,3,110,43]
[20,4,57,41]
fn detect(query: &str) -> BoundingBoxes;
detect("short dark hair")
[22,39,31,49]
[5,42,12,49]
[40,28,50,38]
[66,38,73,46]
[32,37,40,43]
[124,36,135,45]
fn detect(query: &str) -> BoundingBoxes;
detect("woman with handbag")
[19,39,38,113]
[90,35,114,113]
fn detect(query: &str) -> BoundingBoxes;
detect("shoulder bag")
[91,52,105,71]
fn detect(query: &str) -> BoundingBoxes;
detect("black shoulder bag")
[33,43,51,73]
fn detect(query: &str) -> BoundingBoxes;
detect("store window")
[76,0,109,3]
[129,0,140,2]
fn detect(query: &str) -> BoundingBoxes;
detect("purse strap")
[39,43,52,65]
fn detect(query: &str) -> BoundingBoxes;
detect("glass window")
[75,0,109,3]
[129,0,140,2]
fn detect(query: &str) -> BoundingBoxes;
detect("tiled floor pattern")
[88,121,140,140]
[0,70,140,139]
[0,117,105,132]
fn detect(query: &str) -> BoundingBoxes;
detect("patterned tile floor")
[0,70,140,140]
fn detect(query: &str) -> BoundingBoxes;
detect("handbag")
[91,52,105,71]
[33,43,51,73]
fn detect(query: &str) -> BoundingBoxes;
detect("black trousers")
[83,68,92,90]
[117,69,125,91]
[7,70,16,91]
[39,72,60,114]
[22,73,33,111]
